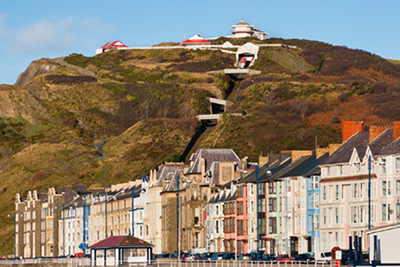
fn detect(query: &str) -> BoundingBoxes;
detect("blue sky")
[1,0,400,85]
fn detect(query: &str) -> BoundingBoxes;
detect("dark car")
[250,251,265,261]
[294,253,315,262]
[222,252,235,260]
[211,253,224,261]
[201,252,215,261]
[262,254,276,261]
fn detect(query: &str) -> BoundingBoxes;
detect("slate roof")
[90,235,153,249]
[379,130,400,156]
[155,164,185,188]
[267,155,323,181]
[370,129,393,155]
[187,149,241,175]
[225,190,236,202]
[303,153,329,177]
[239,158,292,184]
[160,169,183,193]
[322,131,370,165]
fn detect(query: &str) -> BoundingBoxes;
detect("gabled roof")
[160,169,182,193]
[237,43,259,55]
[101,40,128,49]
[369,129,393,155]
[239,158,292,184]
[181,35,210,45]
[187,149,241,175]
[90,235,153,249]
[322,131,370,165]
[267,155,323,181]
[303,153,329,176]
[155,164,185,188]
[379,129,400,156]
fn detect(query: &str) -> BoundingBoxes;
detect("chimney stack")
[394,122,400,141]
[342,121,364,142]
[369,125,391,143]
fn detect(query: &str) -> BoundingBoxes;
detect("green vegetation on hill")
[0,37,400,254]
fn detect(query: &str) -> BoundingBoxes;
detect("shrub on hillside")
[45,75,97,84]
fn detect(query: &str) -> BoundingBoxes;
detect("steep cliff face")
[0,85,50,124]
[15,60,59,88]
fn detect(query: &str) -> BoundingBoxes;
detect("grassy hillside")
[0,37,400,255]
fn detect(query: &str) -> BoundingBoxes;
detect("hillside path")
[51,57,96,76]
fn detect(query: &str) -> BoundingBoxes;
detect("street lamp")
[356,155,385,230]
[131,187,135,236]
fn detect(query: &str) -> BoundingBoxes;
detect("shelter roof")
[90,235,153,249]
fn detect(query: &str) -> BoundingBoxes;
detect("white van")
[316,251,332,263]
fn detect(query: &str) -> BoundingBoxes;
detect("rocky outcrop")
[15,60,59,88]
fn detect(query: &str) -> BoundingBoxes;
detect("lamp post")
[364,154,385,230]
[368,155,371,230]
[44,207,47,257]
[105,193,108,238]
[132,186,135,236]
[62,204,65,257]
[255,165,260,261]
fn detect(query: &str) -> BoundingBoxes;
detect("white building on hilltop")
[231,19,269,40]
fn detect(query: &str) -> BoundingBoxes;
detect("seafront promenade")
[0,258,338,267]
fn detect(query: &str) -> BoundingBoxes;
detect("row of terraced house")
[13,121,400,259]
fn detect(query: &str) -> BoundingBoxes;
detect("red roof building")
[180,35,211,46]
[96,40,128,54]
[90,235,153,266]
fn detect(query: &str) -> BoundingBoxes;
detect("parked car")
[222,252,235,260]
[211,252,224,261]
[315,251,332,263]
[181,253,190,261]
[200,252,215,261]
[294,253,315,262]
[262,254,276,261]
[186,254,201,261]
[276,254,295,262]
[250,251,265,261]
[238,253,250,260]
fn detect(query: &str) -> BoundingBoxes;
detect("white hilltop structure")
[95,19,274,55]
[231,18,269,40]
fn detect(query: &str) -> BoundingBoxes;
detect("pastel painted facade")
[236,183,249,253]
[319,121,400,252]
[224,188,237,252]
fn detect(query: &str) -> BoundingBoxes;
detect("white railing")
[152,259,337,267]
[0,258,338,267]
[0,258,91,266]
